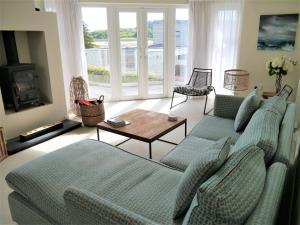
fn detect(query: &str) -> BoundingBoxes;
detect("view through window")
[81,7,111,99]
[175,8,189,85]
[119,12,139,97]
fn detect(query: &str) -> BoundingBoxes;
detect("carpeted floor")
[0,96,213,225]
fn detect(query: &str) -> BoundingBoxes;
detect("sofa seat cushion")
[234,89,261,131]
[233,109,282,164]
[6,139,182,225]
[189,115,241,143]
[173,137,231,219]
[183,145,266,225]
[160,136,215,171]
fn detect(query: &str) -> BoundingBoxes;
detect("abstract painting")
[257,14,299,51]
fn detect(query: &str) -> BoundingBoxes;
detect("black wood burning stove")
[0,31,40,112]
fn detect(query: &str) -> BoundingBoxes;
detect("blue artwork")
[257,14,299,51]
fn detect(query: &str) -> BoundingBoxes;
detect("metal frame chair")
[277,84,293,100]
[170,68,216,114]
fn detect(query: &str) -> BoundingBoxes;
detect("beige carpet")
[0,96,213,225]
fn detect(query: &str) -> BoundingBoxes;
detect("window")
[81,7,112,99]
[175,8,189,85]
[80,5,189,100]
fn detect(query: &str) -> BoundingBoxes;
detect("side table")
[0,127,8,161]
[262,91,276,99]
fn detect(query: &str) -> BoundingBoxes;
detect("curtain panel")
[188,0,244,93]
[44,0,88,111]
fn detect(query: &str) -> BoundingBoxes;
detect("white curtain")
[44,0,88,111]
[188,0,244,93]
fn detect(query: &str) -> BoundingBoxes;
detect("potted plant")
[266,56,297,93]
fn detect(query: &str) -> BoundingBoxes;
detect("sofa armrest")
[64,186,159,225]
[245,162,287,225]
[213,94,244,119]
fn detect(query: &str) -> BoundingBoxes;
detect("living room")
[0,0,300,224]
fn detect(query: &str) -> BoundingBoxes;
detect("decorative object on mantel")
[257,14,299,51]
[70,76,89,116]
[6,119,82,155]
[224,69,249,94]
[19,121,63,142]
[266,56,297,93]
[0,127,8,161]
[76,95,105,127]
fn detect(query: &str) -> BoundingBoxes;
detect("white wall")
[15,31,32,63]
[0,1,67,139]
[238,0,300,124]
[79,0,187,4]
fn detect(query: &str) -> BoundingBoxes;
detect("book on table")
[106,117,130,128]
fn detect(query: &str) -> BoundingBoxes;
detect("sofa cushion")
[173,137,231,219]
[160,136,215,171]
[182,145,266,225]
[234,109,281,164]
[261,96,287,117]
[234,89,261,132]
[5,140,183,225]
[189,115,241,143]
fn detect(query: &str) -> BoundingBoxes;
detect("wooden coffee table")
[96,109,187,159]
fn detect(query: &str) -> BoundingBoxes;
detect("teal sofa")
[5,95,296,225]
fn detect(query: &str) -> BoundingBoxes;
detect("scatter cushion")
[173,137,231,219]
[261,96,287,118]
[183,145,266,225]
[174,85,212,96]
[234,109,281,164]
[234,89,261,131]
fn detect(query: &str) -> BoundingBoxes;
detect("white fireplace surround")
[0,1,68,139]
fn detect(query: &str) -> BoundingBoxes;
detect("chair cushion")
[234,89,261,131]
[160,136,215,171]
[183,145,266,225]
[174,85,211,96]
[189,115,241,143]
[5,140,182,225]
[234,109,281,164]
[173,137,231,219]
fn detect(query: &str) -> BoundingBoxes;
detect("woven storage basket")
[0,127,7,161]
[80,96,105,127]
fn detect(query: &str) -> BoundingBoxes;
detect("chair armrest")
[64,186,159,225]
[245,162,287,225]
[213,94,244,119]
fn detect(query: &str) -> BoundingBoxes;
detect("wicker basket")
[0,127,7,161]
[79,96,105,127]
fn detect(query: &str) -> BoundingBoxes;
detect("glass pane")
[119,12,138,97]
[147,12,164,95]
[175,8,189,86]
[81,7,111,99]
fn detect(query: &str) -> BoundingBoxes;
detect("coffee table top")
[97,109,186,142]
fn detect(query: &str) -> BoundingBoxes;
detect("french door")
[81,5,190,101]
[117,9,167,100]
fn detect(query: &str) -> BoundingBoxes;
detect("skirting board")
[7,119,82,155]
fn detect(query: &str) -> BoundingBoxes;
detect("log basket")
[76,95,105,127]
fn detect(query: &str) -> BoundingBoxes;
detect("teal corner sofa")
[5,94,296,225]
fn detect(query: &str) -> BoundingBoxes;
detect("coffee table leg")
[185,120,187,137]
[149,143,152,159]
[97,128,100,141]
